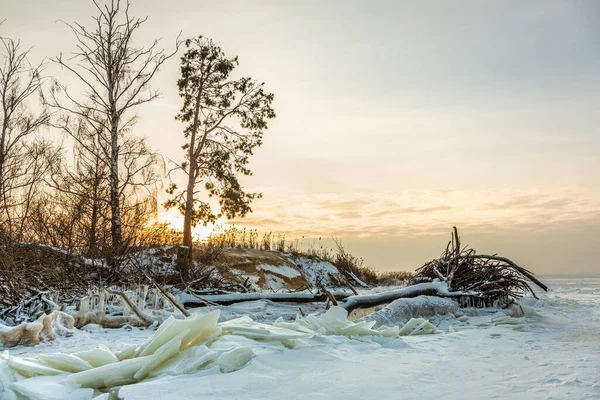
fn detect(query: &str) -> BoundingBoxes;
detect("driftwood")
[0,291,60,326]
[321,285,339,306]
[340,282,460,313]
[182,290,353,308]
[104,288,154,327]
[141,270,190,317]
[411,227,547,307]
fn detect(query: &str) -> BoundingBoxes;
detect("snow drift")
[360,296,459,328]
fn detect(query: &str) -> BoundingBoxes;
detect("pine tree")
[165,36,275,280]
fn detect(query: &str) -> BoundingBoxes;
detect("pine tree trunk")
[181,170,195,281]
[180,90,204,282]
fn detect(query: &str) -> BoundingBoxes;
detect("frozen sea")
[4,277,600,400]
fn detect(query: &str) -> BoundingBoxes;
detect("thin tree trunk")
[106,19,122,255]
[89,178,99,256]
[109,121,121,250]
[0,98,8,206]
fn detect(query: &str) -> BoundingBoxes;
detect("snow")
[2,277,599,399]
[257,264,301,279]
[360,296,458,327]
[293,256,343,287]
[216,347,254,373]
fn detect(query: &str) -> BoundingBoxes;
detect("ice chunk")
[66,356,151,389]
[92,394,112,400]
[115,344,138,361]
[5,355,64,377]
[377,325,400,338]
[0,357,18,400]
[37,353,93,373]
[72,347,119,368]
[341,320,378,336]
[317,306,348,335]
[187,326,223,348]
[148,345,217,377]
[505,302,537,318]
[409,319,436,335]
[133,329,188,380]
[139,310,220,356]
[10,376,94,400]
[521,305,537,317]
[398,318,430,336]
[217,347,254,373]
[320,306,348,324]
[520,297,539,308]
[222,317,311,341]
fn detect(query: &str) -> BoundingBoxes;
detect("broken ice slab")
[72,347,119,368]
[37,353,93,373]
[134,329,188,380]
[66,356,152,389]
[221,316,312,341]
[10,375,94,400]
[147,345,216,378]
[217,347,254,373]
[3,354,64,378]
[138,310,220,357]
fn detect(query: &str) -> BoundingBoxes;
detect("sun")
[157,211,220,241]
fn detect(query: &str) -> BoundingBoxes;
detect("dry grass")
[203,226,411,286]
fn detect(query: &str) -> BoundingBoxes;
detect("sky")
[2,0,599,275]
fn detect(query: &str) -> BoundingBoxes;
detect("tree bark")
[339,282,463,314]
[106,18,122,253]
[109,120,121,250]
[181,89,204,281]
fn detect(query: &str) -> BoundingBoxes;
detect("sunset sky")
[2,0,599,274]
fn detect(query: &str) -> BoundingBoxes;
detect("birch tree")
[164,37,275,279]
[47,0,179,251]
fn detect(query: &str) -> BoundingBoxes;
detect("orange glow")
[157,211,219,241]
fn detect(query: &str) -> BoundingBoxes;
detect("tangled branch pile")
[412,227,547,307]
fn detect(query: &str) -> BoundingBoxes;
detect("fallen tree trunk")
[339,282,467,314]
[182,290,353,308]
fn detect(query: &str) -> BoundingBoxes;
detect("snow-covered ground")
[4,278,600,400]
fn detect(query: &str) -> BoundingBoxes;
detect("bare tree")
[46,113,163,258]
[0,30,52,240]
[46,0,179,251]
[164,37,275,280]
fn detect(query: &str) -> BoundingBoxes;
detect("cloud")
[227,185,600,241]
